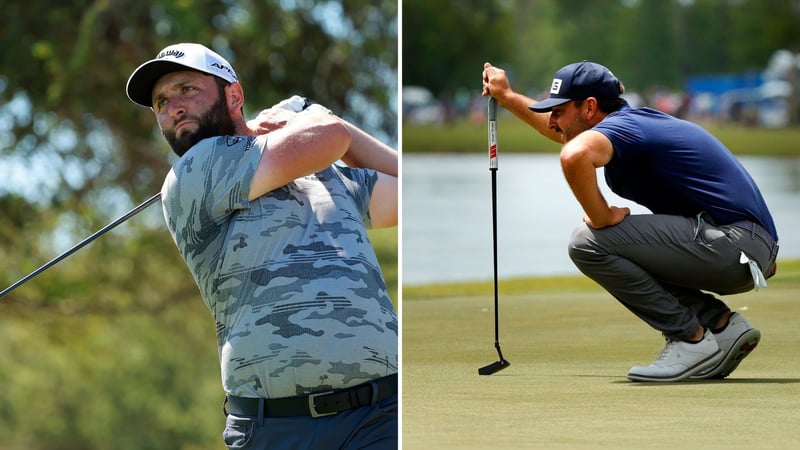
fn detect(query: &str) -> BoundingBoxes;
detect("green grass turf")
[401,260,800,449]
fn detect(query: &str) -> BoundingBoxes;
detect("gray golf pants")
[568,213,779,341]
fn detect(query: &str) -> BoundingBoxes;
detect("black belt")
[224,373,397,418]
[729,220,775,246]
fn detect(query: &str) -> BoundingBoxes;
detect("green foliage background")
[1,1,397,448]
[404,0,800,116]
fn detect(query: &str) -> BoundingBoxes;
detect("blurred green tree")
[1,0,397,307]
[403,0,800,121]
[402,0,515,115]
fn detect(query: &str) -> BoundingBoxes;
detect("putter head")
[478,359,511,375]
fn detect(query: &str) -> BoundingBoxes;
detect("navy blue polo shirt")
[593,104,778,242]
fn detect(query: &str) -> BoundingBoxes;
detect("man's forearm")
[498,91,561,143]
[339,121,398,177]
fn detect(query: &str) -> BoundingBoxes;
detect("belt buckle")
[308,391,337,418]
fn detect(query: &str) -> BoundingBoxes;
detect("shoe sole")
[627,349,724,382]
[690,328,761,380]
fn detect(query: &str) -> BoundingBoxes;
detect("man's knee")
[567,223,600,267]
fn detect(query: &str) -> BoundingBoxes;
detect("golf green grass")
[402,261,800,449]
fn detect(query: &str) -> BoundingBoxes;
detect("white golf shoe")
[627,329,723,382]
[691,313,760,380]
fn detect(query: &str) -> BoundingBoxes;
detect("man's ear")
[226,82,245,112]
[585,97,599,119]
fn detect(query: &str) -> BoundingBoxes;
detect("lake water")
[402,153,800,286]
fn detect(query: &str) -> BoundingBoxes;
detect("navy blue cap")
[529,61,622,112]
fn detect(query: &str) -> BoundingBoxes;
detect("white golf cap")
[126,43,238,107]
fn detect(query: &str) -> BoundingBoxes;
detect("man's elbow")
[321,116,352,160]
[559,145,583,173]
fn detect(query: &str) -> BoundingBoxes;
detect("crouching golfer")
[127,43,398,448]
[482,60,778,382]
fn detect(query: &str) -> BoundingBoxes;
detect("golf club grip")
[488,97,498,169]
[0,193,162,298]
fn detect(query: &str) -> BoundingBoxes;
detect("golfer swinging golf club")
[126,43,398,448]
[482,60,778,382]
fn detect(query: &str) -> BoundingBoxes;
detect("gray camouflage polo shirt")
[161,135,398,398]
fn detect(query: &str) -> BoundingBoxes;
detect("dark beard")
[163,96,237,157]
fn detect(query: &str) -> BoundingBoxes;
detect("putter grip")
[488,97,498,169]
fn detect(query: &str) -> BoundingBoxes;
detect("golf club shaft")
[0,193,162,298]
[488,97,500,347]
[491,169,500,345]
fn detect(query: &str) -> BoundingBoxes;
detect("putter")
[478,97,511,376]
[0,193,162,298]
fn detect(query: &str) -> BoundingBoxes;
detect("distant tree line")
[404,0,800,121]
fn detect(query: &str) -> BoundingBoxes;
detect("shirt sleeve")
[592,112,647,160]
[333,164,378,228]
[161,135,264,240]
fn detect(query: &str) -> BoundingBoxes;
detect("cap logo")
[157,49,185,60]
[211,62,237,80]
[550,78,563,95]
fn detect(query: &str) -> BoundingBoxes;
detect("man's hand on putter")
[481,62,512,101]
